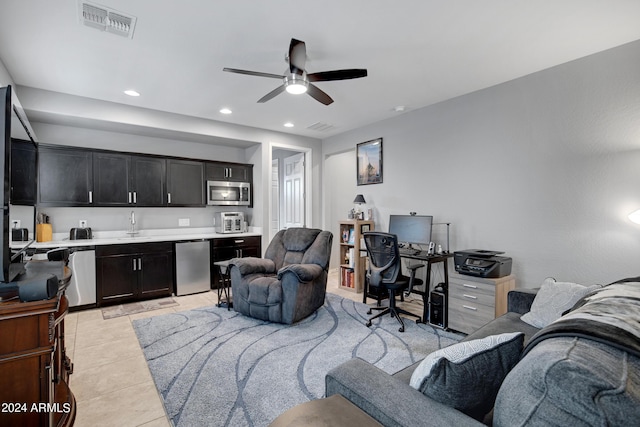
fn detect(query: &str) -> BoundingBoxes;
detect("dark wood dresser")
[0,268,75,427]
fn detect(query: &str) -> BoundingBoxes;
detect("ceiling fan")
[223,38,367,105]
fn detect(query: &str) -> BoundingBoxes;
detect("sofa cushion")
[494,337,640,426]
[409,332,524,420]
[520,277,598,328]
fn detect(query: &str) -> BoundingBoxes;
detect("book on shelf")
[341,267,355,288]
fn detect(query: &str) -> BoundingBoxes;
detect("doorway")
[270,147,310,242]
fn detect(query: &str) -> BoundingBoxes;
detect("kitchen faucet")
[127,210,138,235]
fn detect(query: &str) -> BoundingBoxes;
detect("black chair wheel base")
[366,321,372,327]
[367,309,372,315]
[399,327,404,332]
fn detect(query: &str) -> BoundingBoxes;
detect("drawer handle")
[463,283,478,289]
[463,294,477,299]
[463,305,478,311]
[234,240,245,244]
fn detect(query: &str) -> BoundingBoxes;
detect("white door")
[283,152,305,228]
[271,159,280,241]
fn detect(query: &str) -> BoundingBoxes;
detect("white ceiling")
[1,0,640,143]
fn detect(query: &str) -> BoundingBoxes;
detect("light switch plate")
[178,218,190,227]
[79,220,88,228]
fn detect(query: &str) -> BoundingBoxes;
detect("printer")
[454,249,512,278]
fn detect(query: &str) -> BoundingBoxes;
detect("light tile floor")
[66,270,426,427]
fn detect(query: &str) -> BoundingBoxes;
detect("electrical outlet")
[178,218,190,227]
[79,219,88,228]
[12,220,20,228]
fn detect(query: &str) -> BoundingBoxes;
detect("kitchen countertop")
[10,227,262,250]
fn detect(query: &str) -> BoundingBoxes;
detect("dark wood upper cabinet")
[93,152,130,206]
[38,145,93,206]
[205,162,251,182]
[131,155,166,206]
[25,144,249,208]
[10,139,37,205]
[167,159,205,206]
[93,153,165,206]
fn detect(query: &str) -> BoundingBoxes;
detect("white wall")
[322,40,640,288]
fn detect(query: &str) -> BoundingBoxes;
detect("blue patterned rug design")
[133,293,462,426]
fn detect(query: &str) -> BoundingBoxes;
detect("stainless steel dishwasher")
[175,240,211,295]
[67,247,97,307]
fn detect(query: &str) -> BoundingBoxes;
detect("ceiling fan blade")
[223,68,284,79]
[257,85,286,103]
[307,83,334,105]
[307,69,368,82]
[289,38,307,75]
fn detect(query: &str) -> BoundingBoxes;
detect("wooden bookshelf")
[338,220,374,293]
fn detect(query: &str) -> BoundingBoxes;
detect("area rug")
[101,297,178,319]
[133,293,462,427]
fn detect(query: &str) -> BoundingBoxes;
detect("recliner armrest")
[278,263,324,282]
[325,358,483,427]
[230,257,277,275]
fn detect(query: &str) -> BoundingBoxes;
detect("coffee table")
[269,394,383,427]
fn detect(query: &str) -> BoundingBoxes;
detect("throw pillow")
[409,332,524,420]
[520,277,598,328]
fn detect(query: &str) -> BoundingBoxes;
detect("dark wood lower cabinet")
[0,295,76,427]
[96,242,174,306]
[211,236,261,288]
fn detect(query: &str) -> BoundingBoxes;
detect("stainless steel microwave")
[207,181,250,206]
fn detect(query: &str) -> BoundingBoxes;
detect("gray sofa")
[229,227,332,324]
[326,283,640,426]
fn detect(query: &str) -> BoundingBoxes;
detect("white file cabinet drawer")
[448,296,495,335]
[447,273,516,335]
[448,279,496,308]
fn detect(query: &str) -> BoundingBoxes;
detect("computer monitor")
[388,214,433,247]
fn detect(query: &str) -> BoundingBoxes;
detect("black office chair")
[363,232,422,332]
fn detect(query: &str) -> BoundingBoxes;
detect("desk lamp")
[353,194,366,220]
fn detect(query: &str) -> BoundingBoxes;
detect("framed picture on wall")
[357,138,383,185]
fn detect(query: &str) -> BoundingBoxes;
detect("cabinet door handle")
[228,168,232,178]
[462,283,478,289]
[463,305,478,311]
[133,192,137,204]
[167,193,172,204]
[88,191,93,204]
[128,192,132,203]
[138,258,142,270]
[133,259,137,271]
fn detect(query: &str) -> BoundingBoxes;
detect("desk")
[400,252,453,325]
[362,251,453,325]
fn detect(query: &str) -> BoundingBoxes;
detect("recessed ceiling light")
[393,105,406,112]
[124,90,140,97]
[284,122,294,128]
[220,108,232,114]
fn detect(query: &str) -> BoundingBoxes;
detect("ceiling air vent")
[307,122,335,132]
[78,1,137,39]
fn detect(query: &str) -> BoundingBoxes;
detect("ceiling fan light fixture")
[284,74,309,95]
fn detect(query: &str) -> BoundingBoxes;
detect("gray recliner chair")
[229,228,333,324]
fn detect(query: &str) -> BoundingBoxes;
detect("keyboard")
[399,247,420,256]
